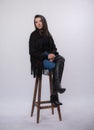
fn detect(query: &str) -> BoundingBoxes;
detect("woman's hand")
[48,54,55,62]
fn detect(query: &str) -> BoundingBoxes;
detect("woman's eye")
[35,21,38,24]
[40,20,42,22]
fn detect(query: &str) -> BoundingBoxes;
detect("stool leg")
[37,77,42,123]
[31,77,38,117]
[57,105,62,121]
[49,72,54,114]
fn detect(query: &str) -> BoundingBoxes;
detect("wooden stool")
[31,72,62,123]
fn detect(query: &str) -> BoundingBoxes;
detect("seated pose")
[29,15,66,106]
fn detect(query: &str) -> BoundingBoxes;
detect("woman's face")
[34,17,43,30]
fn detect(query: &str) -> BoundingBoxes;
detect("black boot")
[57,87,66,94]
[50,94,62,106]
[53,59,66,94]
[54,81,66,94]
[55,94,62,105]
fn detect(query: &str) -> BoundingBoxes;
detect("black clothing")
[50,94,62,106]
[29,29,66,96]
[29,30,58,77]
[52,55,65,93]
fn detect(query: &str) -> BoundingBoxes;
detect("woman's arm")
[49,36,59,55]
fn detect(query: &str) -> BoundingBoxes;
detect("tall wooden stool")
[31,72,62,123]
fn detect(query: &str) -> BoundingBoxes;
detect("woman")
[29,15,66,106]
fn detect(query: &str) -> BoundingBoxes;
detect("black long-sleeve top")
[29,30,59,77]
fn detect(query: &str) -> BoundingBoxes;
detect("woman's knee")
[55,55,65,63]
[60,55,65,62]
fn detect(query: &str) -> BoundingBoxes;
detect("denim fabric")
[43,59,55,70]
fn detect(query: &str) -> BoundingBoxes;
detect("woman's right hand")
[48,54,55,62]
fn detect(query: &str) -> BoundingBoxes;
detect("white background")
[0,0,94,130]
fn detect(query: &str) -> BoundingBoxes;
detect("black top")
[29,30,59,77]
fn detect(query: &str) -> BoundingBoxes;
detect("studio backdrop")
[0,0,94,129]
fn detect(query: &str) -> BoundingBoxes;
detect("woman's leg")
[43,59,55,70]
[42,55,66,105]
[43,59,62,105]
[50,55,66,105]
[52,55,66,94]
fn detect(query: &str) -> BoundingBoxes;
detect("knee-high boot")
[53,60,66,94]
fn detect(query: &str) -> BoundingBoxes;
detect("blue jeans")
[43,59,55,70]
[42,51,55,70]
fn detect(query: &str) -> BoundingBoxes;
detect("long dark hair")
[34,15,51,37]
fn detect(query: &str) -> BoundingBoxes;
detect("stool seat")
[31,71,62,123]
